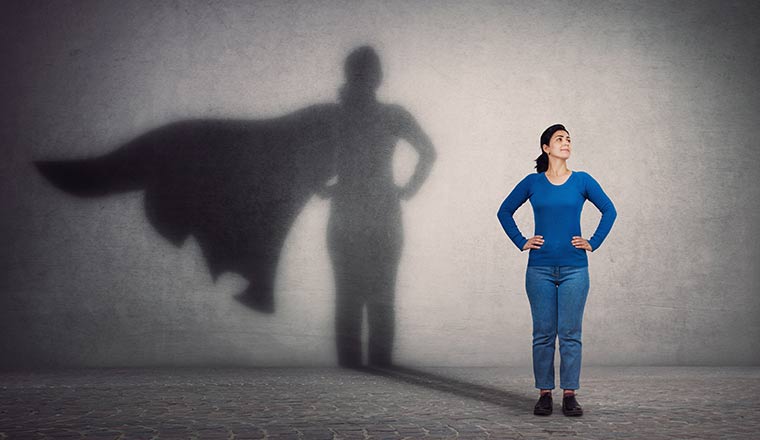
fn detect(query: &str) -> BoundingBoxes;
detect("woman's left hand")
[571,236,593,252]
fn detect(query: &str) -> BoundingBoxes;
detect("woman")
[497,124,616,416]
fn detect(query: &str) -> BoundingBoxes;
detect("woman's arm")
[497,175,533,251]
[583,173,617,251]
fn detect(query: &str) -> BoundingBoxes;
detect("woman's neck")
[545,159,570,177]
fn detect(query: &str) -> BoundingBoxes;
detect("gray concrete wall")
[2,0,759,368]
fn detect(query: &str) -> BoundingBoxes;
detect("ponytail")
[534,151,549,173]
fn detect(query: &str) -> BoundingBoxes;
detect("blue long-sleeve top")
[497,170,617,267]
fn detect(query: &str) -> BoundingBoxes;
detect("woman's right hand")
[522,235,544,251]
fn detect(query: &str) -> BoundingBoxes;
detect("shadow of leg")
[336,290,363,368]
[361,365,536,410]
[367,293,394,367]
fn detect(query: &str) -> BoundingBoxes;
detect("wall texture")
[2,0,759,368]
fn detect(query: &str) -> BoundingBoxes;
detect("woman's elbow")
[606,204,618,221]
[496,208,507,224]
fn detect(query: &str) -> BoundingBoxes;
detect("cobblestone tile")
[0,367,758,439]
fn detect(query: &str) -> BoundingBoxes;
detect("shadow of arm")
[394,107,437,200]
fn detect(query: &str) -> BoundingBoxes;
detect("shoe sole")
[533,408,552,416]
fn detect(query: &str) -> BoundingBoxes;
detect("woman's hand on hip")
[572,236,593,251]
[522,235,544,251]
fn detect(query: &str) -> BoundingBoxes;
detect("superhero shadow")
[35,46,436,367]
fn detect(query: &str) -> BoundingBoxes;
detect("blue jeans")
[525,265,589,390]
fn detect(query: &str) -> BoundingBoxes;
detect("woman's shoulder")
[572,171,606,192]
[520,172,541,184]
[510,173,539,192]
[572,170,594,181]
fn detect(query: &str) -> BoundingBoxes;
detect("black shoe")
[562,394,583,416]
[533,393,553,416]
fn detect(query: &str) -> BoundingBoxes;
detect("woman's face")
[543,130,571,159]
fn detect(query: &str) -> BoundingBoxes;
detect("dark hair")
[535,123,568,173]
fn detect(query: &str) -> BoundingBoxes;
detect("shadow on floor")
[352,365,536,410]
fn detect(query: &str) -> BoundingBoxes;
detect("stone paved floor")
[1,366,758,439]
